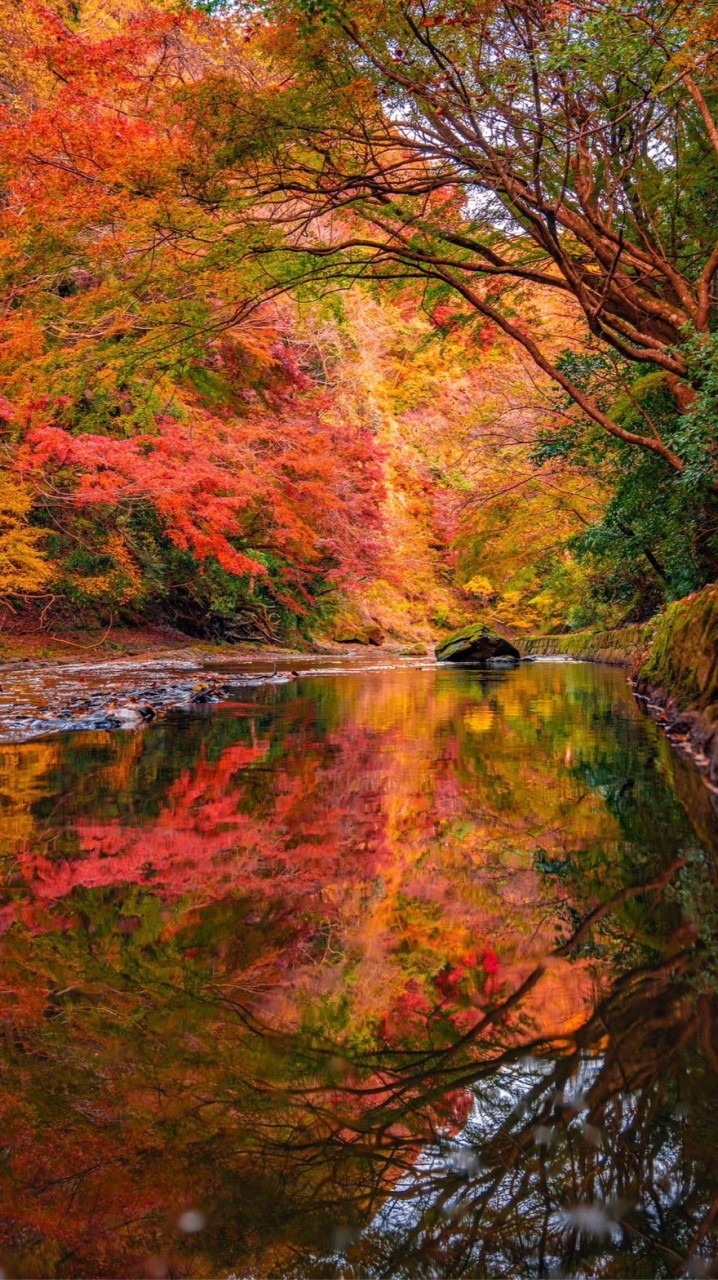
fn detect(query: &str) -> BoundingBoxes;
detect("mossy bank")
[523,624,652,668]
[631,586,718,792]
[526,587,718,796]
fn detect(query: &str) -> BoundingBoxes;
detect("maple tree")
[0,1,390,637]
[0,0,716,635]
[238,0,718,469]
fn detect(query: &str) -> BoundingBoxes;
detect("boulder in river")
[335,622,384,646]
[435,623,520,665]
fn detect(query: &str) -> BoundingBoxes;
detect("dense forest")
[3,7,718,1273]
[0,0,717,647]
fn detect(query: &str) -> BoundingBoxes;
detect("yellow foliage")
[0,739,61,850]
[0,472,51,596]
[464,574,495,599]
[68,530,145,604]
[463,706,494,734]
[105,532,144,603]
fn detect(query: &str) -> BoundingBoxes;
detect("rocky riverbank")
[0,670,235,740]
[632,587,718,795]
[0,644,432,742]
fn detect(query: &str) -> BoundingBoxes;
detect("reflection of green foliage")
[534,849,570,877]
[668,849,718,992]
[0,663,715,1275]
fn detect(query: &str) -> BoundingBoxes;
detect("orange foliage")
[0,2,387,621]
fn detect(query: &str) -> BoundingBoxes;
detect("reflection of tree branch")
[279,943,713,1279]
[678,1190,718,1276]
[552,856,686,960]
[278,856,688,1112]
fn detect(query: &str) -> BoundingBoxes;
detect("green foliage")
[533,346,718,624]
[681,332,718,488]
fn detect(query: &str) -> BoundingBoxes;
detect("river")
[0,658,716,1277]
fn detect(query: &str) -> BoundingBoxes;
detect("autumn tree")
[4,0,718,632]
[0,472,50,595]
[0,1,390,635]
[204,0,718,482]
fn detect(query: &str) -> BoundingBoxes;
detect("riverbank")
[4,592,718,799]
[0,623,304,666]
[523,623,652,667]
[0,637,433,742]
[526,587,718,797]
[0,626,300,740]
[632,587,718,794]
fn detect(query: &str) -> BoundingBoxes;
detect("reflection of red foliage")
[434,1087,474,1130]
[382,980,433,1038]
[0,667,613,1277]
[2,725,392,950]
[482,947,500,998]
[0,666,599,1050]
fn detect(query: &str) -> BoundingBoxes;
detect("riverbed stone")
[435,623,520,664]
[335,623,384,646]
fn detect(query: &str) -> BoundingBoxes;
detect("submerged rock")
[435,623,520,665]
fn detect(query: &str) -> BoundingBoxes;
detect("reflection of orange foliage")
[513,956,601,1041]
[0,660,693,1276]
[0,664,629,1036]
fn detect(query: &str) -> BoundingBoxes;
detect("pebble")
[2,676,232,741]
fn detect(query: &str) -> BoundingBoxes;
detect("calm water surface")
[0,660,716,1278]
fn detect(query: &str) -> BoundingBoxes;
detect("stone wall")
[523,624,652,668]
[636,586,718,713]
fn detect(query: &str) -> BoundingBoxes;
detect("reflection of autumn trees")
[0,664,701,1023]
[0,663,713,1275]
[309,938,717,1280]
[0,870,712,1278]
[0,666,678,995]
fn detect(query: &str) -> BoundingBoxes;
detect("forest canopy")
[0,0,716,641]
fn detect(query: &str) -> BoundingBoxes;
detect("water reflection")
[0,662,715,1277]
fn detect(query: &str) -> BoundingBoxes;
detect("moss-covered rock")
[328,605,385,646]
[637,586,718,711]
[335,622,384,646]
[631,587,718,793]
[435,623,520,664]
